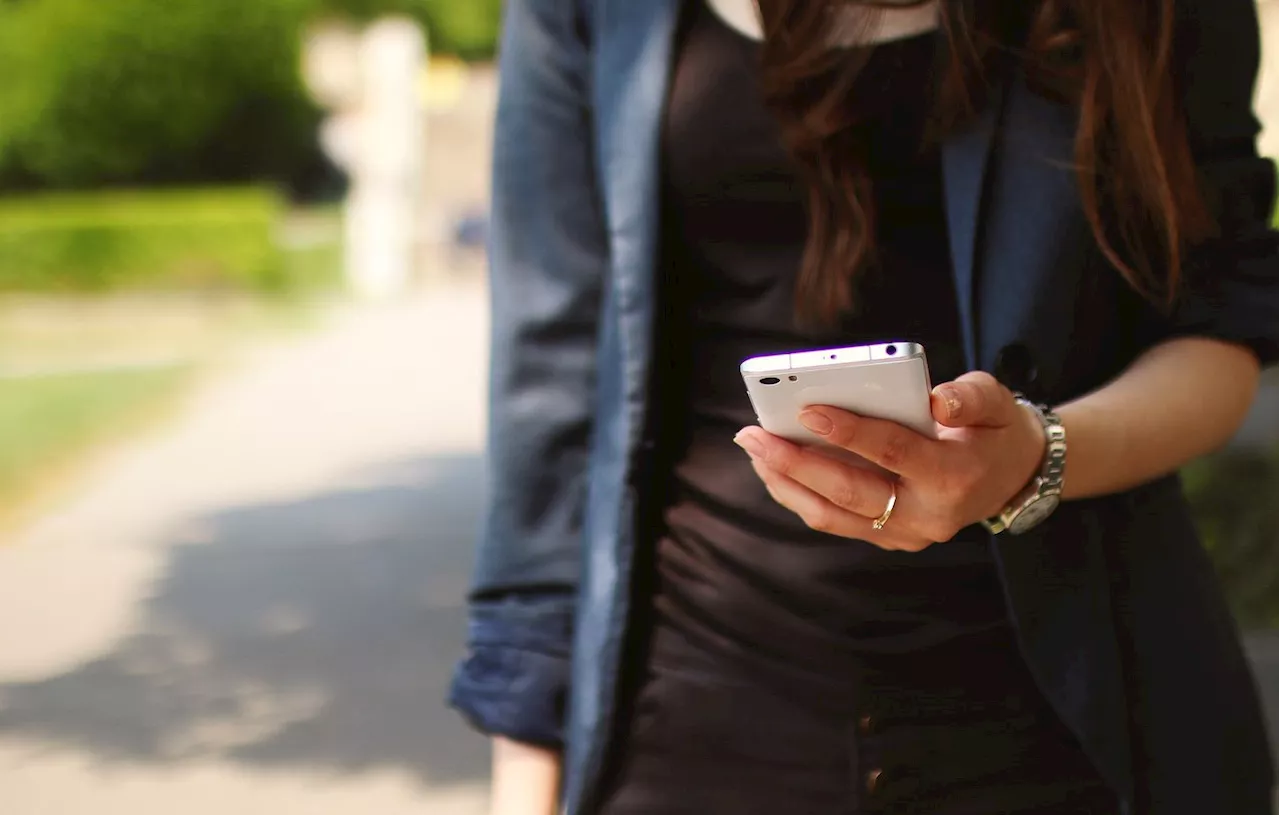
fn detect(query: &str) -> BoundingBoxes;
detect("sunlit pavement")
[0,281,491,814]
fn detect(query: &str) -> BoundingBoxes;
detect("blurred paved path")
[0,283,492,814]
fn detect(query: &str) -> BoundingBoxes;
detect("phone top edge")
[740,353,792,374]
[741,342,925,376]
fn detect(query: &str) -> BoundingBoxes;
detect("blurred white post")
[347,20,426,299]
[303,18,428,301]
[1256,0,1278,162]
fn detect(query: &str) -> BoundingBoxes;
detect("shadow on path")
[2,449,1273,787]
[0,454,489,788]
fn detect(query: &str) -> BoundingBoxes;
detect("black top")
[647,1,1013,696]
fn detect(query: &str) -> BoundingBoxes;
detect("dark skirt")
[594,622,1121,815]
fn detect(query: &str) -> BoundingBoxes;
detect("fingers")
[735,429,894,519]
[796,407,940,479]
[734,427,937,550]
[931,371,1019,429]
[748,458,930,551]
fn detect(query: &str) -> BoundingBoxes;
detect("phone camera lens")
[760,376,780,385]
[885,345,897,356]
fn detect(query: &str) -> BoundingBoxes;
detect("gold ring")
[871,483,897,531]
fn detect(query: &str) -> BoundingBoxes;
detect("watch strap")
[1027,398,1066,490]
[981,396,1066,535]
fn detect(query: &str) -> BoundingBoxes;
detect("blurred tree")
[0,0,326,191]
[0,0,500,193]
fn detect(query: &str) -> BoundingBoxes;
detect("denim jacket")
[448,1,1278,813]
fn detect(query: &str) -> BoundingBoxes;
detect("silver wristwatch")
[982,397,1066,536]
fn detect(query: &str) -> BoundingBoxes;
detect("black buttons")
[993,342,1039,394]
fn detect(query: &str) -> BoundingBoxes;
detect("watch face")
[1009,494,1061,535]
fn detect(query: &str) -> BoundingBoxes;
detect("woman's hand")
[734,372,1046,550]
[489,737,561,815]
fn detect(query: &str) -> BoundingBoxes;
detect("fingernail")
[733,431,766,459]
[938,387,962,419]
[798,409,833,436]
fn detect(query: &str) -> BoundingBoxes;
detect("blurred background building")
[0,2,1274,813]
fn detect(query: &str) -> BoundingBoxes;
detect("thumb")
[931,372,1018,428]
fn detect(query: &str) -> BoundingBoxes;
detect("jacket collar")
[942,93,1005,367]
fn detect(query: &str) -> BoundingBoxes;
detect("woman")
[450,0,1277,813]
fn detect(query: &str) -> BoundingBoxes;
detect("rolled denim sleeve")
[447,0,606,747]
[1147,0,1278,363]
[449,597,576,746]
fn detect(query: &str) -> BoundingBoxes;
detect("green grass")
[1271,173,1278,229]
[1182,448,1279,630]
[0,365,193,521]
[0,200,343,525]
[0,187,286,293]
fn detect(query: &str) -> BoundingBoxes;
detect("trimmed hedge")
[0,188,288,293]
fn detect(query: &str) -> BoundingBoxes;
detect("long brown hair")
[754,0,1215,328]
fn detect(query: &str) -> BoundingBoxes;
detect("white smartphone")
[740,341,937,447]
